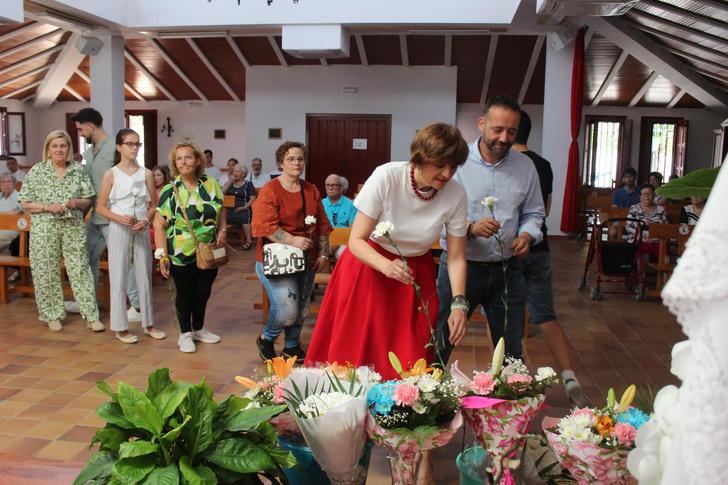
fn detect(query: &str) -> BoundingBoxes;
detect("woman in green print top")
[153,143,227,353]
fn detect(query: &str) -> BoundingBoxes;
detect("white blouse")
[354,161,467,257]
[109,166,149,219]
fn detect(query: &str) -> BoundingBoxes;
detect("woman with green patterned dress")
[18,130,105,333]
[153,143,227,353]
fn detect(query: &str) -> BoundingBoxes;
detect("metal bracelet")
[450,301,469,313]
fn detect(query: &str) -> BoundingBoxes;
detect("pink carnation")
[612,422,636,446]
[272,384,286,404]
[471,372,496,395]
[393,383,420,406]
[506,373,533,385]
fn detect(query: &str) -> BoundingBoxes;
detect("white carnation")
[372,220,394,238]
[304,215,317,226]
[298,391,354,418]
[416,374,439,393]
[558,414,600,444]
[482,196,498,209]
[535,367,557,382]
[131,187,141,197]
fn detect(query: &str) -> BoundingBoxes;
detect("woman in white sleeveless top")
[96,129,165,343]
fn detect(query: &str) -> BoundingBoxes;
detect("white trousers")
[107,221,154,331]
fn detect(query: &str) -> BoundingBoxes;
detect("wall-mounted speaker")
[75,36,103,56]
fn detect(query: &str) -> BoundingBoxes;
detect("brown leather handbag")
[171,183,228,270]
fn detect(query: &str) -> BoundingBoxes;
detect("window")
[582,116,630,188]
[639,117,687,182]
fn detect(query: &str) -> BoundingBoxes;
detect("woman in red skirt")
[306,123,471,379]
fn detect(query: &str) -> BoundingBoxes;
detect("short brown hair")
[275,141,307,164]
[410,123,469,170]
[168,142,205,179]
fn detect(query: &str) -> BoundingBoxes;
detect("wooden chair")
[647,223,694,297]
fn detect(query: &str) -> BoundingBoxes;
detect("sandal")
[242,242,252,250]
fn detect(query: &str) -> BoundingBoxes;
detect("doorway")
[305,114,392,194]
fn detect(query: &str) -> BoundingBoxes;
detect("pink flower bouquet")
[543,385,648,484]
[366,356,462,484]
[451,338,558,483]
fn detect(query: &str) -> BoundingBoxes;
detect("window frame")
[582,115,630,189]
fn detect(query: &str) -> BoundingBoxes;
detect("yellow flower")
[268,355,297,380]
[596,415,614,437]
[234,376,258,390]
[326,361,353,379]
[616,384,636,414]
[430,368,443,380]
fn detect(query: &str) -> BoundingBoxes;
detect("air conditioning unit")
[537,0,639,17]
[282,24,350,59]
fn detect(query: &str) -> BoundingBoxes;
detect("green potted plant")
[74,368,296,484]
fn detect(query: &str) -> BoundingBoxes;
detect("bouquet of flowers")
[366,354,462,484]
[545,385,649,484]
[281,366,374,484]
[451,338,558,484]
[235,356,300,438]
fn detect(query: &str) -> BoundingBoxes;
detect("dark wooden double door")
[305,114,392,195]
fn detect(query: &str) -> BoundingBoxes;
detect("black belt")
[469,257,512,267]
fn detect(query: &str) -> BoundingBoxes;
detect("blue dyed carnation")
[367,381,397,415]
[617,407,650,430]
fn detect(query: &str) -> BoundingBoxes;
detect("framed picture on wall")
[7,112,26,156]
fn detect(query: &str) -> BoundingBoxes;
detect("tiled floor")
[0,238,682,483]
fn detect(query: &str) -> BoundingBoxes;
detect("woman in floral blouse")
[153,143,227,353]
[18,130,104,333]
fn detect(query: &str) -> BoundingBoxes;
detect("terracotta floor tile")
[0,388,22,400]
[55,381,95,395]
[32,439,89,461]
[6,388,52,403]
[0,400,29,417]
[29,379,67,391]
[38,392,81,407]
[3,418,42,436]
[2,437,51,455]
[16,404,62,421]
[24,421,75,441]
[0,364,32,376]
[13,356,48,366]
[57,425,98,444]
[44,407,93,424]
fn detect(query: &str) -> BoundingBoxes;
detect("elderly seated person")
[624,183,667,267]
[0,172,21,282]
[322,173,357,260]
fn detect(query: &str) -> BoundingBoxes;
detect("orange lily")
[402,358,433,378]
[235,376,258,390]
[596,415,614,437]
[268,355,297,380]
[326,361,353,379]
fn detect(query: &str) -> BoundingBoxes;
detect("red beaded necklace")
[409,166,438,201]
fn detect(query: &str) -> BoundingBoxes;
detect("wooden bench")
[0,213,111,308]
[646,223,693,297]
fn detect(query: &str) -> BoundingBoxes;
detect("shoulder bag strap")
[171,182,199,247]
[300,180,307,228]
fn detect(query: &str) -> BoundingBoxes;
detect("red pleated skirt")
[305,240,438,380]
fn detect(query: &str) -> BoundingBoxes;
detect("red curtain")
[560,27,587,233]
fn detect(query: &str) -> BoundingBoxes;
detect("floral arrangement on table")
[366,354,463,484]
[451,337,558,484]
[545,384,649,485]
[281,365,375,484]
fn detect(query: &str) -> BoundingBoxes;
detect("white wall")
[1,100,245,169]
[245,65,458,173]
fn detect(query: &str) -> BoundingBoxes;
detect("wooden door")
[306,114,391,194]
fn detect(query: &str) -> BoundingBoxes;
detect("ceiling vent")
[537,0,640,17]
[282,24,350,59]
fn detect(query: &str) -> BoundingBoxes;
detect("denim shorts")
[522,249,557,324]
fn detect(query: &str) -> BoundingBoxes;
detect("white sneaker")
[192,327,221,344]
[64,301,80,313]
[47,320,63,332]
[86,320,105,332]
[127,307,142,323]
[178,332,196,353]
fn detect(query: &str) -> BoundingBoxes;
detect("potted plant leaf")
[74,368,296,484]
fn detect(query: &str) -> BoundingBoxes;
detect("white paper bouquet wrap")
[282,367,372,484]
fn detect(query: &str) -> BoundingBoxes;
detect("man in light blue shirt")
[437,95,544,362]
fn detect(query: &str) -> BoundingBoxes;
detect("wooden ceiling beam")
[666,46,728,72]
[225,34,250,70]
[444,34,452,67]
[591,50,629,106]
[584,28,595,49]
[478,35,498,106]
[518,35,545,105]
[1,80,42,100]
[628,70,658,107]
[627,10,728,50]
[582,16,728,109]
[186,38,240,101]
[0,64,51,90]
[0,44,64,77]
[74,67,146,102]
[0,29,64,61]
[64,84,86,102]
[666,88,685,109]
[0,23,38,44]
[639,0,728,33]
[267,35,287,67]
[33,32,85,109]
[146,37,207,101]
[355,34,368,66]
[319,58,327,67]
[693,68,728,85]
[634,23,728,64]
[698,0,728,15]
[124,49,176,101]
[399,34,409,67]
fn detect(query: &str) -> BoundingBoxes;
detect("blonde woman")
[95,129,165,343]
[18,130,104,332]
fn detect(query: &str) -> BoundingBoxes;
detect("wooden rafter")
[0,29,64,61]
[267,35,287,67]
[1,80,42,100]
[628,71,658,107]
[124,49,176,101]
[355,34,368,66]
[186,38,240,101]
[0,44,64,77]
[639,0,728,33]
[666,89,685,109]
[444,34,452,67]
[591,50,629,106]
[399,34,409,67]
[225,34,250,70]
[479,35,499,105]
[0,64,51,90]
[146,37,207,101]
[518,35,545,105]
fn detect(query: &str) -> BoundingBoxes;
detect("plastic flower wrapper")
[365,354,462,485]
[450,338,557,484]
[235,356,301,439]
[544,385,648,484]
[282,366,372,484]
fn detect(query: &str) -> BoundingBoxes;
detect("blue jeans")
[255,262,315,348]
[436,251,527,363]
